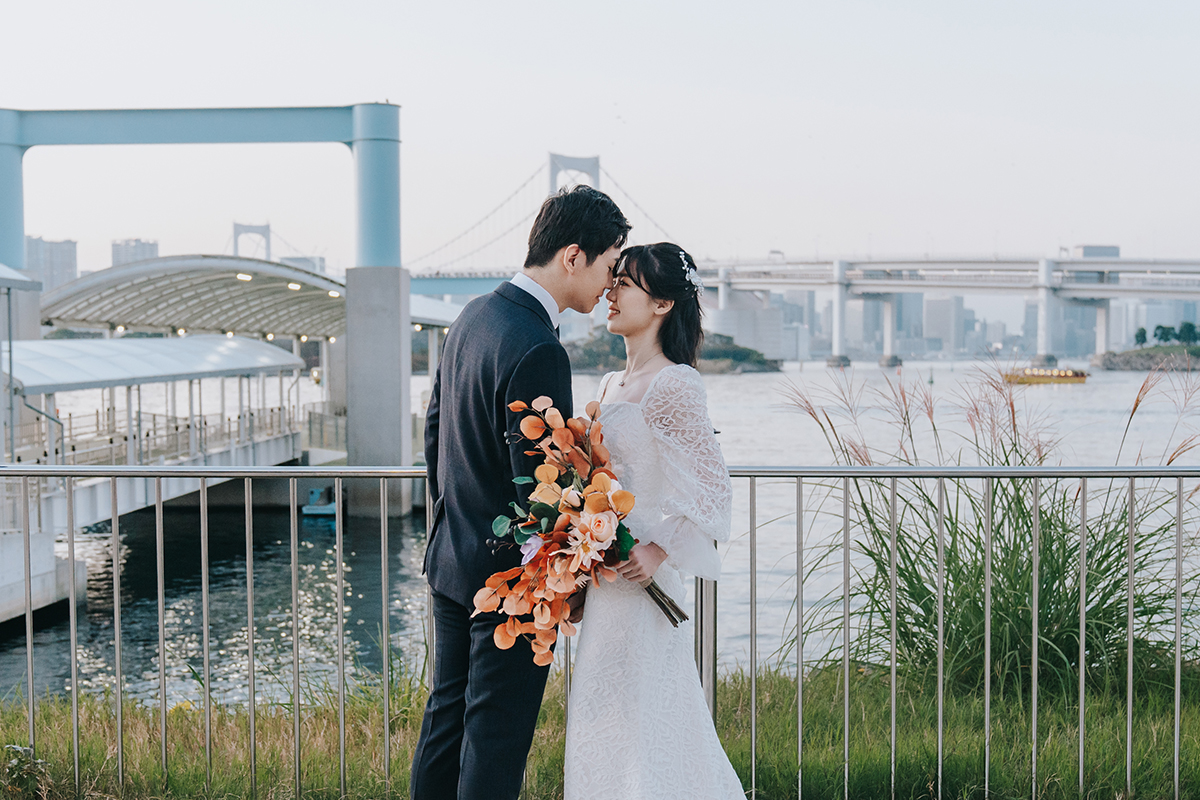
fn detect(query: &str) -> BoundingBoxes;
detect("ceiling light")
[414,324,422,332]
[329,336,336,343]
[300,335,308,342]
[287,282,301,291]
[236,273,253,282]
[328,290,340,298]
[266,333,274,341]
[226,331,234,338]
[177,328,186,336]
[115,325,125,333]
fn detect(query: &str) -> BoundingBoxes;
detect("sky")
[4,0,1200,327]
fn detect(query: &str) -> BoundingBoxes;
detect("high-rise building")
[112,239,159,266]
[280,256,327,274]
[924,296,965,352]
[24,236,77,291]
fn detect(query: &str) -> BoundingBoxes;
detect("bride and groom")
[412,186,744,800]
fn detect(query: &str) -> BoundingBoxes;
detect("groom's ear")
[560,244,586,275]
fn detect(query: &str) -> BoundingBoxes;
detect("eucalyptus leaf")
[529,502,557,520]
[492,516,512,539]
[512,476,535,485]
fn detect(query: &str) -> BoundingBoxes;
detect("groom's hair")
[524,185,631,269]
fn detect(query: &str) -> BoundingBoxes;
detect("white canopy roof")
[2,335,303,395]
[0,264,43,292]
[40,255,463,337]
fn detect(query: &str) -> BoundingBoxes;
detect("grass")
[782,365,1200,699]
[0,665,1197,798]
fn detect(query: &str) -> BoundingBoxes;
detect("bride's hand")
[616,543,668,584]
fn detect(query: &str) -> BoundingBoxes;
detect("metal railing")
[6,406,300,466]
[0,463,1195,799]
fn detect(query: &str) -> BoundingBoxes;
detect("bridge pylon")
[549,153,599,194]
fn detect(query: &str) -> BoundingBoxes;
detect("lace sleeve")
[641,365,732,580]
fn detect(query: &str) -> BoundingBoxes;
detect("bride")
[564,243,744,799]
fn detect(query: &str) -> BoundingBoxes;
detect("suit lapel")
[496,281,557,337]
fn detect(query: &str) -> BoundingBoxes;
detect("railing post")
[694,576,717,717]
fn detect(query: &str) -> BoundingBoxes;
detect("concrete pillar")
[427,327,439,378]
[0,113,25,275]
[292,336,302,358]
[826,260,851,367]
[1033,259,1058,367]
[1095,300,1110,355]
[717,268,730,311]
[879,294,902,367]
[345,267,411,514]
[328,337,347,415]
[347,103,405,508]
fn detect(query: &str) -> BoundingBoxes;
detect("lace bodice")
[598,364,732,580]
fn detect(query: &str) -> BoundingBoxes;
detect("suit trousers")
[410,589,550,800]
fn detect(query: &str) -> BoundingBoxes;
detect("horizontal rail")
[5,463,1200,479]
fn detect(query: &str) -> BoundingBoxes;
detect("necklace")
[618,353,664,386]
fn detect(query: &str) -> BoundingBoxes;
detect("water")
[4,360,1198,701]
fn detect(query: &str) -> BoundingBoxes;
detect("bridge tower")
[233,222,271,262]
[549,153,600,194]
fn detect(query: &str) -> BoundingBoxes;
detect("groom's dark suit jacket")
[424,281,573,607]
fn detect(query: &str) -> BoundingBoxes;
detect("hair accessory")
[679,250,704,295]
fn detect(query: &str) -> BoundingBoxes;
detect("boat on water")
[1004,367,1088,385]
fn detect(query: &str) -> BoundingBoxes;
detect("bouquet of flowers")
[472,396,689,665]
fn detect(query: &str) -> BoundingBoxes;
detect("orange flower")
[472,585,500,614]
[529,481,562,506]
[507,401,528,412]
[534,463,560,484]
[589,472,613,494]
[544,407,565,429]
[520,416,546,440]
[583,491,610,514]
[566,417,588,441]
[585,400,601,420]
[566,448,592,478]
[610,489,635,517]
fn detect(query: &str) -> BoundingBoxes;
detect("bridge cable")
[428,207,540,272]
[600,167,676,242]
[407,164,546,267]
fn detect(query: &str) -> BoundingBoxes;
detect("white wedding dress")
[564,364,744,800]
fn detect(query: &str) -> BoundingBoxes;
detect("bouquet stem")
[639,578,689,627]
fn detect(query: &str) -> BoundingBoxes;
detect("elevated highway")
[415,255,1200,366]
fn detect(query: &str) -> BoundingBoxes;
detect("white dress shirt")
[509,271,561,331]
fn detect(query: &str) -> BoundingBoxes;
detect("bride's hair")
[615,242,704,367]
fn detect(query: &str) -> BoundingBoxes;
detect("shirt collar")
[509,272,561,330]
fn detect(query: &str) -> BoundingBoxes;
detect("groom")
[412,185,630,800]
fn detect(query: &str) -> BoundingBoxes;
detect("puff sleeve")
[641,366,732,580]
